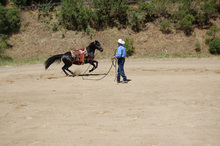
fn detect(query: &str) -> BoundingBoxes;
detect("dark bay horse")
[45,40,103,76]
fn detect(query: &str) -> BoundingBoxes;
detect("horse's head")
[92,40,103,52]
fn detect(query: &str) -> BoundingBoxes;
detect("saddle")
[70,47,87,65]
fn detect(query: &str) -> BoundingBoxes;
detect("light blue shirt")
[114,45,126,58]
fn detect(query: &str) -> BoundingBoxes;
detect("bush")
[138,2,156,22]
[59,0,93,31]
[0,41,8,53]
[128,9,145,32]
[11,0,61,6]
[92,0,128,29]
[124,37,135,57]
[205,38,211,44]
[0,0,7,6]
[0,5,20,34]
[152,0,168,17]
[113,0,128,26]
[160,20,172,33]
[202,0,218,18]
[209,37,220,55]
[209,25,220,38]
[195,43,201,53]
[92,0,114,29]
[206,25,220,42]
[0,5,20,60]
[181,14,195,35]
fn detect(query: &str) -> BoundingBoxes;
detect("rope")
[81,59,116,81]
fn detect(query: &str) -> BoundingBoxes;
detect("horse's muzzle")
[100,47,104,52]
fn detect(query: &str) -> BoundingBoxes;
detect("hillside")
[4,11,220,62]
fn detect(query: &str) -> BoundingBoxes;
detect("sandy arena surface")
[0,58,220,146]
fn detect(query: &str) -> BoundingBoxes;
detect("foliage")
[0,34,9,60]
[138,2,156,22]
[209,25,220,38]
[152,0,169,18]
[205,38,211,44]
[85,25,95,39]
[205,25,220,47]
[124,37,135,57]
[11,0,61,6]
[0,5,20,34]
[181,14,195,35]
[195,43,201,53]
[0,4,20,60]
[59,0,93,31]
[0,0,7,6]
[160,20,172,33]
[92,0,128,29]
[209,37,220,55]
[128,9,145,32]
[92,0,113,29]
[113,0,128,26]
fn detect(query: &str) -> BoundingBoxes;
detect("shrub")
[124,37,135,57]
[92,0,128,29]
[0,0,7,6]
[205,38,211,44]
[206,25,220,40]
[0,5,20,34]
[160,20,172,33]
[128,9,145,32]
[11,0,61,6]
[209,37,220,55]
[138,2,156,16]
[138,2,156,22]
[11,0,32,6]
[154,1,169,18]
[209,25,220,38]
[206,30,213,36]
[113,0,128,26]
[181,14,195,35]
[92,0,115,29]
[59,0,93,31]
[85,25,95,39]
[195,43,201,53]
[0,41,8,53]
[202,0,218,18]
[0,5,20,60]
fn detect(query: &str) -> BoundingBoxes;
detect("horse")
[45,40,103,76]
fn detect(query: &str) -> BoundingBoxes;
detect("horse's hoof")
[68,74,75,77]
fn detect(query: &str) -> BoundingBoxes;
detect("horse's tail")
[45,54,63,70]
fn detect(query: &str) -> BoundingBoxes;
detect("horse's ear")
[95,40,99,45]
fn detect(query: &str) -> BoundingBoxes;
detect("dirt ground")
[0,58,220,146]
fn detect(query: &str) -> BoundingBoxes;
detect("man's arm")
[114,46,122,58]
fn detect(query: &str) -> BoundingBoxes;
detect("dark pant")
[117,58,127,81]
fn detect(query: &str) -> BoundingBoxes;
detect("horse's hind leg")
[62,65,74,76]
[62,65,70,76]
[66,68,75,76]
[62,55,74,76]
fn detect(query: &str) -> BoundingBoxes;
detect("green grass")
[0,57,45,66]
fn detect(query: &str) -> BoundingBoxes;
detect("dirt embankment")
[4,11,220,62]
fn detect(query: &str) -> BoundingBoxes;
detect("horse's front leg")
[89,60,98,72]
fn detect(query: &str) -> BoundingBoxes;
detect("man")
[113,39,130,83]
